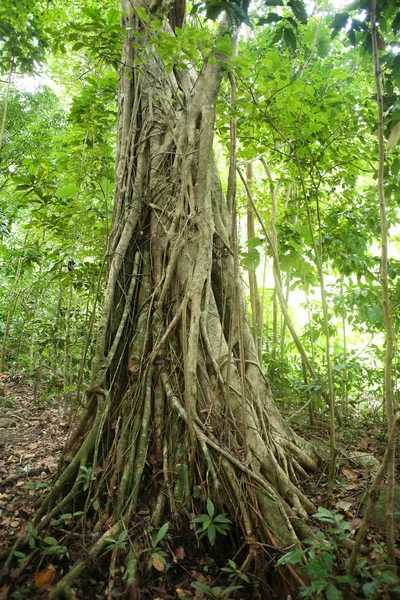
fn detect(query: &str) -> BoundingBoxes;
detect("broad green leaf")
[207,524,216,545]
[283,28,297,52]
[56,184,78,198]
[154,521,169,546]
[326,584,342,600]
[137,6,149,22]
[43,537,58,546]
[331,12,350,37]
[276,550,305,566]
[213,514,232,523]
[207,499,215,518]
[288,0,307,24]
[247,236,264,248]
[118,530,128,543]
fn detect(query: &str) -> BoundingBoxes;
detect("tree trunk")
[19,2,320,596]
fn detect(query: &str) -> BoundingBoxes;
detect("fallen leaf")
[152,556,165,572]
[348,518,362,531]
[34,565,56,588]
[10,521,20,528]
[335,500,352,512]
[340,465,358,481]
[176,588,192,598]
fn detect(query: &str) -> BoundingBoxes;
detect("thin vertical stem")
[371,0,396,570]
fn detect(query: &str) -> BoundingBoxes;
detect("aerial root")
[3,363,317,597]
[47,523,122,599]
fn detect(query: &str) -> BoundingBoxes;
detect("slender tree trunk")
[340,275,348,416]
[246,162,262,361]
[371,0,396,570]
[0,61,13,153]
[0,232,29,371]
[6,3,320,596]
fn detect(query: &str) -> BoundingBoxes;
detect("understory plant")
[277,507,400,598]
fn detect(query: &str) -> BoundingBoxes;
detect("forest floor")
[0,373,69,554]
[0,374,398,599]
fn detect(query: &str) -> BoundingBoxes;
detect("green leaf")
[241,247,260,269]
[392,11,400,34]
[288,0,307,24]
[207,499,215,518]
[276,549,305,566]
[137,6,149,22]
[192,515,208,523]
[216,35,234,57]
[331,12,350,37]
[326,584,342,600]
[213,514,232,523]
[154,522,169,546]
[43,536,58,546]
[312,507,336,522]
[192,582,210,592]
[263,0,284,5]
[258,13,282,25]
[43,545,66,555]
[247,236,264,248]
[56,184,79,198]
[207,524,216,545]
[283,28,297,52]
[118,530,128,543]
[221,586,244,595]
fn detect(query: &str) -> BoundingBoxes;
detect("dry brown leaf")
[340,465,358,481]
[335,500,352,512]
[175,546,185,561]
[34,565,56,589]
[348,517,363,531]
[176,588,192,598]
[10,521,20,528]
[152,556,165,572]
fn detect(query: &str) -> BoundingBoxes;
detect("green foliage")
[143,522,170,570]
[24,522,69,561]
[105,530,129,551]
[0,0,49,74]
[221,559,250,583]
[277,508,400,598]
[42,536,69,559]
[78,466,97,491]
[191,500,232,545]
[277,508,354,597]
